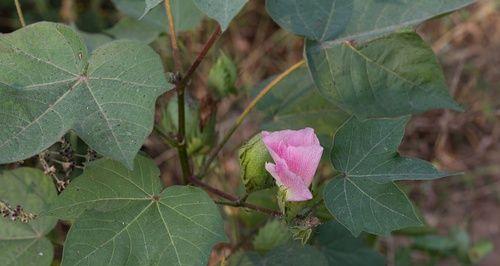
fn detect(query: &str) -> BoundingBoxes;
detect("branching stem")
[187,175,282,217]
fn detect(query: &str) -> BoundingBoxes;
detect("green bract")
[0,22,170,168]
[239,134,275,193]
[208,52,238,99]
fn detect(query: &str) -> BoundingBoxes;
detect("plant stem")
[199,60,306,177]
[215,201,282,217]
[187,175,282,217]
[164,0,190,183]
[14,0,26,27]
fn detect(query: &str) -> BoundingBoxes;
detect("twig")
[173,25,222,92]
[14,0,26,27]
[199,60,306,177]
[187,175,282,217]
[215,200,282,217]
[164,0,181,72]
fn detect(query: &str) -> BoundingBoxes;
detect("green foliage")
[252,220,291,253]
[314,222,385,266]
[47,156,226,266]
[0,168,57,266]
[229,242,329,266]
[208,52,238,99]
[193,0,248,30]
[0,0,480,265]
[266,0,474,43]
[231,222,384,266]
[0,22,170,168]
[238,134,275,193]
[324,116,450,236]
[306,33,462,118]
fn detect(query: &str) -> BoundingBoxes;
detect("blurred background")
[1,0,499,265]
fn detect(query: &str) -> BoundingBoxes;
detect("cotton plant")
[0,0,487,266]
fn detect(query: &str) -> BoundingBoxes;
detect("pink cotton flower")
[262,128,323,201]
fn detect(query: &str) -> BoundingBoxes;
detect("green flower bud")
[239,134,275,193]
[208,52,237,99]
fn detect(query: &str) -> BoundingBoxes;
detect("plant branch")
[14,0,26,27]
[174,25,222,92]
[164,0,190,183]
[187,175,282,217]
[199,60,306,177]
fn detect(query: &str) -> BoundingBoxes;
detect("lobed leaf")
[47,156,226,266]
[324,116,449,236]
[266,0,474,43]
[0,168,57,266]
[0,22,170,168]
[193,0,248,31]
[306,33,462,118]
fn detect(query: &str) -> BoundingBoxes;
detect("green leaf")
[324,116,451,236]
[0,22,170,169]
[315,222,385,266]
[254,65,349,147]
[0,168,57,266]
[105,17,161,44]
[193,0,248,30]
[113,0,204,32]
[252,220,291,253]
[306,33,462,118]
[78,17,161,52]
[331,116,448,182]
[229,242,328,266]
[324,178,421,236]
[47,156,226,266]
[266,0,473,43]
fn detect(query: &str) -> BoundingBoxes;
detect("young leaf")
[113,0,204,32]
[0,168,57,266]
[0,22,170,169]
[193,0,248,30]
[306,33,462,118]
[324,116,449,236]
[315,222,385,266]
[266,0,474,43]
[254,65,349,147]
[47,156,227,266]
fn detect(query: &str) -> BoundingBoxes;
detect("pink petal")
[284,145,323,186]
[262,128,319,150]
[265,159,313,202]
